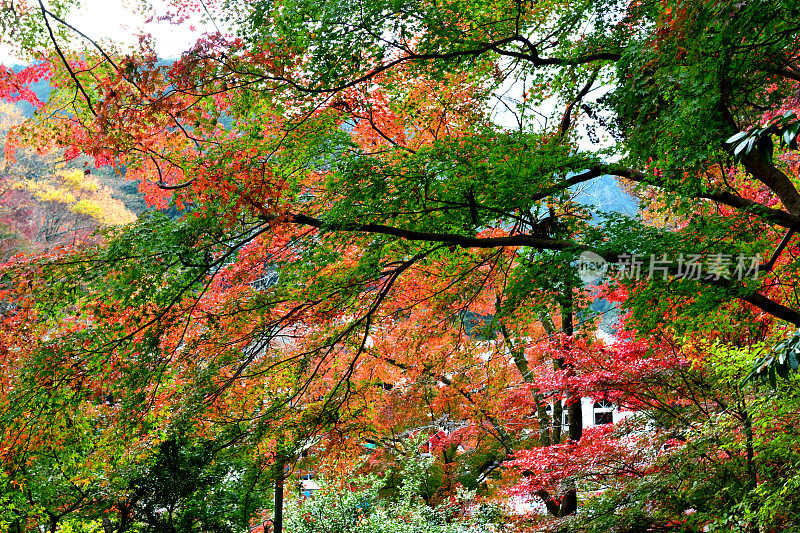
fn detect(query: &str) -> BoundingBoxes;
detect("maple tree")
[1,0,800,530]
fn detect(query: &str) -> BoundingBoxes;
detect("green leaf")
[789,349,799,371]
[726,131,749,144]
[744,331,800,387]
[733,137,752,158]
[783,128,794,146]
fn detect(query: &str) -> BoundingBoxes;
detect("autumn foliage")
[1,0,800,531]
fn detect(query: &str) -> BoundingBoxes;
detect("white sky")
[0,0,215,64]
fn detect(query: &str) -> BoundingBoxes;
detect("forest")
[1,0,800,531]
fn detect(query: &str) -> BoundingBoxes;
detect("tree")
[2,0,800,529]
[0,101,136,258]
[503,331,800,532]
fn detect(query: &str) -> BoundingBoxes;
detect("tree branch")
[558,67,600,138]
[287,213,585,253]
[761,229,795,273]
[764,67,800,83]
[276,211,800,326]
[241,37,620,95]
[38,0,95,116]
[593,163,800,232]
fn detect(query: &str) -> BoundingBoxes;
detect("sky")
[0,0,215,65]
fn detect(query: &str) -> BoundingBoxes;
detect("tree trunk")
[552,399,563,444]
[537,396,551,447]
[274,457,285,533]
[558,267,580,516]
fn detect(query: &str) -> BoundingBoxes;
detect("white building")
[546,397,633,430]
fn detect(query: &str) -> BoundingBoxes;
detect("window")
[300,474,320,498]
[593,400,614,425]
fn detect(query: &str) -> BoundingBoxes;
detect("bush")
[284,455,500,533]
